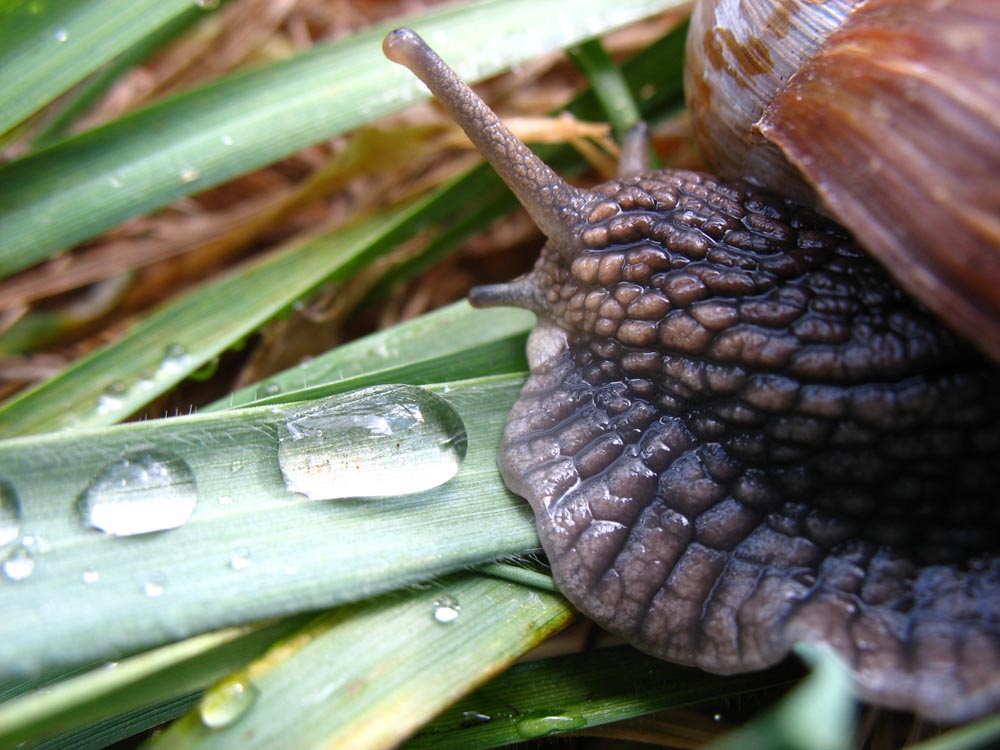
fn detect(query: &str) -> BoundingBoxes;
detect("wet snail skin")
[383,7,1000,723]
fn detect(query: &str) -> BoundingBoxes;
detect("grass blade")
[0,0,207,139]
[0,0,683,278]
[0,377,535,677]
[143,574,573,750]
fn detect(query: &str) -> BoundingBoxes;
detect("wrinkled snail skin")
[383,27,1000,722]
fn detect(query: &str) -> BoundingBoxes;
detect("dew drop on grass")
[53,27,68,42]
[82,568,101,584]
[515,712,587,739]
[96,381,127,415]
[144,573,168,598]
[159,343,191,375]
[179,165,201,184]
[229,548,251,570]
[277,385,467,500]
[77,451,198,536]
[196,0,220,9]
[432,595,461,624]
[0,481,21,551]
[199,673,259,729]
[3,545,34,582]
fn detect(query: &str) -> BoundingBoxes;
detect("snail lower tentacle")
[384,26,1000,722]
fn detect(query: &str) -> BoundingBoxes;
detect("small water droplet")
[515,712,587,739]
[21,533,51,554]
[196,0,220,8]
[3,546,35,582]
[106,174,124,189]
[199,673,258,729]
[713,713,723,722]
[261,383,282,396]
[218,495,234,506]
[77,451,198,536]
[136,372,156,390]
[220,133,234,146]
[432,595,461,624]
[53,27,68,42]
[282,564,297,575]
[82,568,101,584]
[144,573,168,597]
[229,548,251,570]
[0,481,22,551]
[461,710,493,727]
[102,661,119,670]
[277,385,467,500]
[96,381,127,415]
[179,165,201,184]
[159,343,192,375]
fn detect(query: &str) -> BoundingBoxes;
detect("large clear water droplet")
[277,385,467,500]
[0,481,21,551]
[77,451,198,536]
[199,673,259,729]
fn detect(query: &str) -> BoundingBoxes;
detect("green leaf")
[143,574,573,750]
[0,377,535,677]
[407,646,793,749]
[0,0,209,139]
[0,0,685,278]
[710,644,855,750]
[0,618,308,749]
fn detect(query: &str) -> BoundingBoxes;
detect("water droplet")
[106,174,124,189]
[0,481,21,551]
[21,533,51,554]
[136,372,156,390]
[96,381,127,415]
[77,451,198,536]
[432,595,461,624]
[277,385,467,501]
[282,564,297,575]
[196,0,220,8]
[229,548,251,570]
[53,27,68,42]
[3,546,35,582]
[82,568,101,584]
[220,133,234,146]
[179,165,201,184]
[199,673,258,729]
[144,573,168,597]
[261,383,281,396]
[515,712,586,739]
[218,495,234,506]
[159,343,192,376]
[713,713,723,722]
[461,711,492,727]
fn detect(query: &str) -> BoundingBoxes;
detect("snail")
[382,1,1000,724]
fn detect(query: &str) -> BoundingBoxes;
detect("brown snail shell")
[384,17,1000,724]
[685,0,1000,363]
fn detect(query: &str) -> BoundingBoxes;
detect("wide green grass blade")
[406,647,793,749]
[0,617,308,749]
[143,574,573,750]
[0,376,535,677]
[214,301,533,410]
[0,0,209,140]
[0,0,683,278]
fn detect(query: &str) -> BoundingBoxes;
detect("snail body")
[384,9,1000,723]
